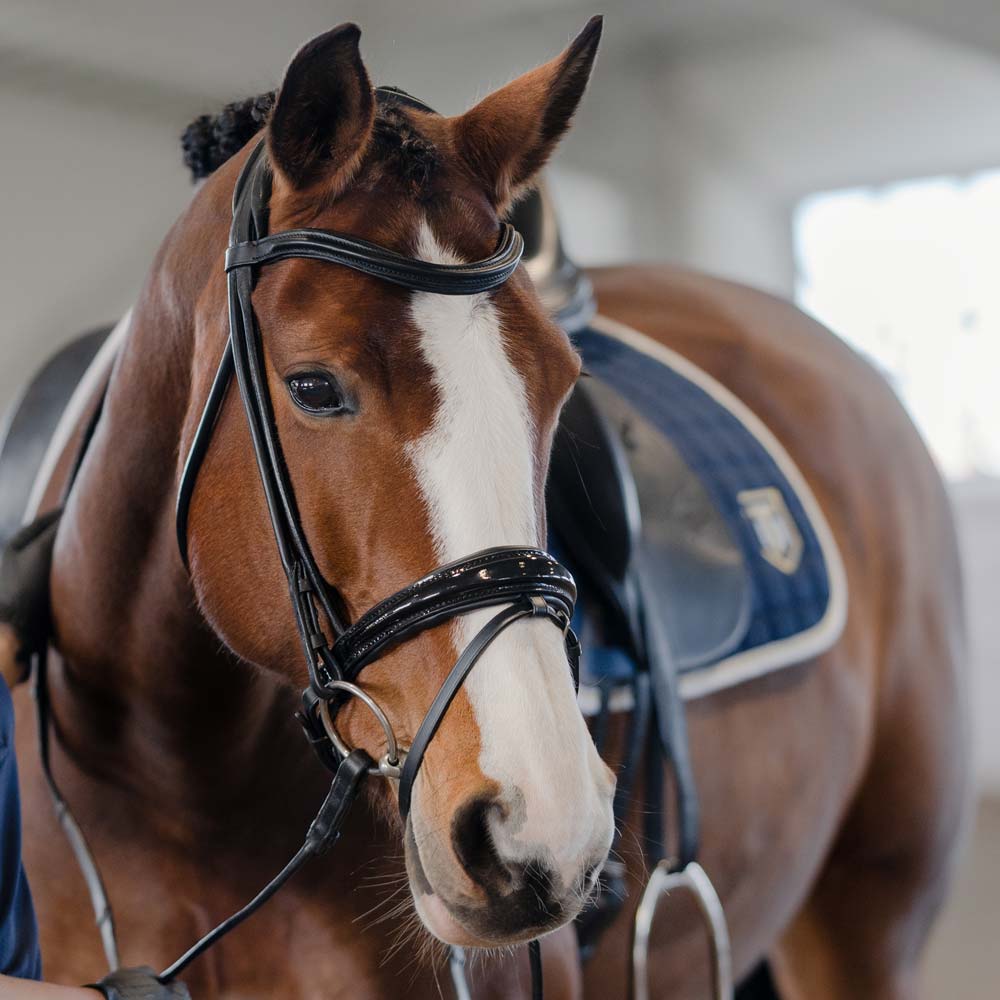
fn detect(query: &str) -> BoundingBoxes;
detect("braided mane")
[181,92,276,180]
[180,90,439,194]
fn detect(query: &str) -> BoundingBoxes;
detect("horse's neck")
[48,220,320,835]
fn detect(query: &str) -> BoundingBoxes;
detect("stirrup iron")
[632,860,732,1000]
[450,946,472,1000]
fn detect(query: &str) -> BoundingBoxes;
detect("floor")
[923,797,1000,1000]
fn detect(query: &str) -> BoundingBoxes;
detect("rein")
[41,100,577,997]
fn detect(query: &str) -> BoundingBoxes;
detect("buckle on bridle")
[528,594,572,635]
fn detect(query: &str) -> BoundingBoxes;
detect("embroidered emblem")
[738,487,803,575]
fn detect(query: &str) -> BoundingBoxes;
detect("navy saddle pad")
[551,317,846,705]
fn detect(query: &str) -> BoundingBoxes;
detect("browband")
[225,224,524,294]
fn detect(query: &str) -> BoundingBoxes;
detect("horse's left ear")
[452,15,603,212]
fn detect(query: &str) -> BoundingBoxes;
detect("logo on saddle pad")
[738,487,803,575]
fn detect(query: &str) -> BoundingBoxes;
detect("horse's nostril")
[451,795,511,890]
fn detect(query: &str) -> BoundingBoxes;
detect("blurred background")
[2,1,997,995]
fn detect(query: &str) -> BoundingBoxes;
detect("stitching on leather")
[339,549,555,637]
[340,580,570,669]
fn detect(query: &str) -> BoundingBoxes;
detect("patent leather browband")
[175,127,577,822]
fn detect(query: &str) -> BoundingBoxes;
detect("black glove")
[87,966,191,1000]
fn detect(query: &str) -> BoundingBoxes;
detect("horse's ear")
[267,23,375,191]
[453,16,603,212]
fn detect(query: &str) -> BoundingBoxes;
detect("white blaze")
[407,221,612,885]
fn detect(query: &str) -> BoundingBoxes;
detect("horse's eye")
[286,373,346,415]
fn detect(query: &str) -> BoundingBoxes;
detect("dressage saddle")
[0,326,112,542]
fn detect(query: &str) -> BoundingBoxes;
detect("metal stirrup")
[632,860,732,1000]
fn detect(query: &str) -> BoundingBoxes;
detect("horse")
[2,17,968,1000]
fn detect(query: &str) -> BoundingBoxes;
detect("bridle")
[175,130,578,810]
[160,91,579,991]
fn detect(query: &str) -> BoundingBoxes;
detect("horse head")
[181,19,615,949]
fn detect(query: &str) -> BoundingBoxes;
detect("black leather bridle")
[175,133,579,813]
[160,99,579,992]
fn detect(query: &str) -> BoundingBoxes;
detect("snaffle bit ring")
[317,679,405,779]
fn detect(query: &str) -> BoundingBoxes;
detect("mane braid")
[180,90,439,194]
[370,103,440,198]
[181,91,276,181]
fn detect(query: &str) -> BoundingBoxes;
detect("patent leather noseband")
[175,135,579,818]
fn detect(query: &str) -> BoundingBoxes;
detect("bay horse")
[3,17,967,1000]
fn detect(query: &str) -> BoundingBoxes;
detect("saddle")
[0,327,113,675]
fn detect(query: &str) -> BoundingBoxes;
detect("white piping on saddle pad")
[575,313,848,713]
[23,310,132,524]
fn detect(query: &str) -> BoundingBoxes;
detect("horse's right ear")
[452,16,603,213]
[267,23,375,192]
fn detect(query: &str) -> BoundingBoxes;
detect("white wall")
[952,482,1000,795]
[0,87,191,408]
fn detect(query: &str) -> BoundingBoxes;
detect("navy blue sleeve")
[0,679,42,980]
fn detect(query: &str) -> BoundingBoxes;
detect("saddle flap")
[552,370,755,681]
[547,381,641,593]
[568,322,844,702]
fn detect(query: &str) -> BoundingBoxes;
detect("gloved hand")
[87,966,191,1000]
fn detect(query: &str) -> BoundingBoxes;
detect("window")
[794,172,1000,480]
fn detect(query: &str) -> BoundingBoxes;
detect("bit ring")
[316,679,405,779]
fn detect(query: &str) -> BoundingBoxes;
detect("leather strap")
[34,649,120,970]
[397,596,552,820]
[158,749,371,982]
[334,547,574,684]
[225,224,523,294]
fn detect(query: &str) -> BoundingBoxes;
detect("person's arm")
[0,975,94,998]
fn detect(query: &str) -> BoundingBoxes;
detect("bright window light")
[794,172,1000,481]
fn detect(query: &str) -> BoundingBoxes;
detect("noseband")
[175,133,579,819]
